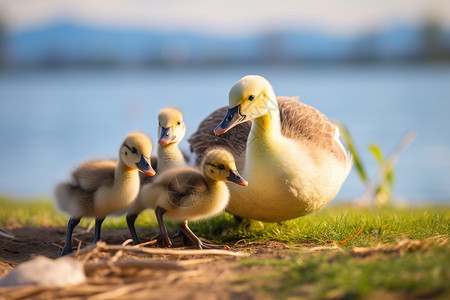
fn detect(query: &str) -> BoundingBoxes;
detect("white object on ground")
[0,256,86,287]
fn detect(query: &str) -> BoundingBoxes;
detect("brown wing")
[71,160,116,192]
[155,168,208,208]
[278,98,347,162]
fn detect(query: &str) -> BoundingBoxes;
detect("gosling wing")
[70,160,116,192]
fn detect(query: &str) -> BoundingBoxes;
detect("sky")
[1,0,449,36]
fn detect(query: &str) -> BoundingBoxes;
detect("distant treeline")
[0,18,449,69]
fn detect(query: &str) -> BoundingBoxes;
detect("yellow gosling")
[55,132,155,256]
[140,148,247,249]
[127,108,188,244]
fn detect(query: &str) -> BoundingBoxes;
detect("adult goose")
[188,75,352,222]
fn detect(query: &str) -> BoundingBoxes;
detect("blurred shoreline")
[1,60,450,75]
[1,20,449,70]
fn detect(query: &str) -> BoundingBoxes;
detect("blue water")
[0,64,449,204]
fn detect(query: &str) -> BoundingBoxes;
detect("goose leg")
[61,217,81,256]
[126,213,140,245]
[173,225,194,247]
[178,220,230,250]
[178,220,202,249]
[153,206,172,248]
[92,217,105,244]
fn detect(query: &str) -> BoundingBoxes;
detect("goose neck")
[250,100,281,140]
[114,160,137,190]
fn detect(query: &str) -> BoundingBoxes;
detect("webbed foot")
[197,240,230,250]
[151,233,172,248]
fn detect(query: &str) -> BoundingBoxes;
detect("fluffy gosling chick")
[55,132,155,256]
[156,107,187,172]
[141,148,247,249]
[127,108,188,244]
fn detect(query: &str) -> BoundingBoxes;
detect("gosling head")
[157,107,186,146]
[120,132,156,176]
[214,75,277,135]
[202,149,248,186]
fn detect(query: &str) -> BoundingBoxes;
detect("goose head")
[202,149,248,186]
[214,75,277,135]
[157,107,186,146]
[120,132,156,176]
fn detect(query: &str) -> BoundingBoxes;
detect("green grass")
[0,196,449,298]
[238,242,449,299]
[1,196,448,247]
[190,204,449,247]
[0,195,158,230]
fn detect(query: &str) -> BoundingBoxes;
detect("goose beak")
[137,155,156,176]
[158,126,175,145]
[227,169,248,187]
[214,105,246,135]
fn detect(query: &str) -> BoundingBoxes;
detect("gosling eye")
[177,120,181,125]
[248,94,255,101]
[218,164,225,170]
[131,147,137,154]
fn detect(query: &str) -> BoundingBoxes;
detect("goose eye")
[248,94,255,101]
[177,120,181,125]
[218,164,225,170]
[131,147,137,154]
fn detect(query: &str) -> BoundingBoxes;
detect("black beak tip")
[227,170,248,187]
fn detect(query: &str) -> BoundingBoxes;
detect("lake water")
[0,64,449,204]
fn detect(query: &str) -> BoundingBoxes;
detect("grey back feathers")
[56,160,116,217]
[277,98,348,162]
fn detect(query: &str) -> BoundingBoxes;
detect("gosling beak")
[227,169,248,187]
[214,105,246,135]
[136,155,156,176]
[158,126,175,146]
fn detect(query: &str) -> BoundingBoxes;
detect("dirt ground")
[0,226,297,299]
[1,226,447,299]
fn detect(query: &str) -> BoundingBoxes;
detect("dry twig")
[71,241,248,258]
[84,260,185,272]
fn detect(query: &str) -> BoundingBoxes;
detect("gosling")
[55,132,155,256]
[127,107,188,244]
[140,148,248,249]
